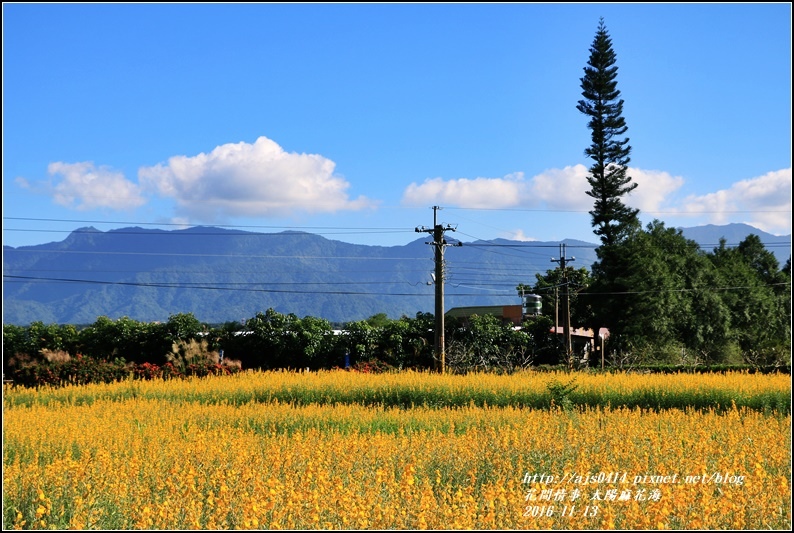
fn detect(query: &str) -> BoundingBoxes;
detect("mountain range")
[2,223,790,326]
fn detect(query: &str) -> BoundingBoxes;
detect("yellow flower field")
[3,370,791,530]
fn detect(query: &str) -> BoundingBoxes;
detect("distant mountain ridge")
[2,223,789,325]
[678,223,791,256]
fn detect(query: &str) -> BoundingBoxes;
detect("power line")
[463,241,791,250]
[1,275,424,288]
[442,206,793,215]
[3,267,434,275]
[575,282,791,296]
[0,274,506,297]
[5,249,430,260]
[454,230,563,261]
[2,217,414,232]
[4,274,786,297]
[4,218,789,252]
[3,227,415,236]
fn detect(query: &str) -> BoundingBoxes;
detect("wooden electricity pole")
[551,243,575,370]
[416,206,460,373]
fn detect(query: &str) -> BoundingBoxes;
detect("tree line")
[520,231,790,368]
[2,310,560,382]
[2,19,789,381]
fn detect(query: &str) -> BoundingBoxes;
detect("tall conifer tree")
[576,18,641,340]
[577,18,639,247]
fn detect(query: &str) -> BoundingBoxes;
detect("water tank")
[522,293,542,316]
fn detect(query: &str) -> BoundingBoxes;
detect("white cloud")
[400,164,792,238]
[403,164,665,212]
[402,172,528,208]
[402,165,594,210]
[138,136,375,220]
[505,229,539,242]
[527,165,592,210]
[676,168,792,234]
[401,164,778,227]
[527,165,685,213]
[621,168,685,212]
[45,161,146,211]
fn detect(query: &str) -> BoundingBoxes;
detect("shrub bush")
[6,355,242,388]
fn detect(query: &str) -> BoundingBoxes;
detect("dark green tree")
[709,237,791,365]
[3,322,80,369]
[339,313,433,369]
[604,221,733,364]
[291,315,336,369]
[736,234,786,286]
[577,17,640,247]
[164,312,204,342]
[445,314,535,374]
[577,18,642,337]
[77,316,160,363]
[365,313,392,328]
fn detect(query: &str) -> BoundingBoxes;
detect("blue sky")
[3,2,791,249]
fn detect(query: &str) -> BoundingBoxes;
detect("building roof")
[445,305,520,318]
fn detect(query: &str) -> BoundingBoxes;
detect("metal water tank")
[522,293,542,316]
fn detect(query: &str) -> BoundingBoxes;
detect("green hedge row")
[6,356,241,388]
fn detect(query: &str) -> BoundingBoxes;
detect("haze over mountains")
[3,223,790,326]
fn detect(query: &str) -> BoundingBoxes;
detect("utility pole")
[551,243,575,370]
[554,286,559,334]
[416,206,460,373]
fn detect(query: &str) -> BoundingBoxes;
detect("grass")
[3,369,790,414]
